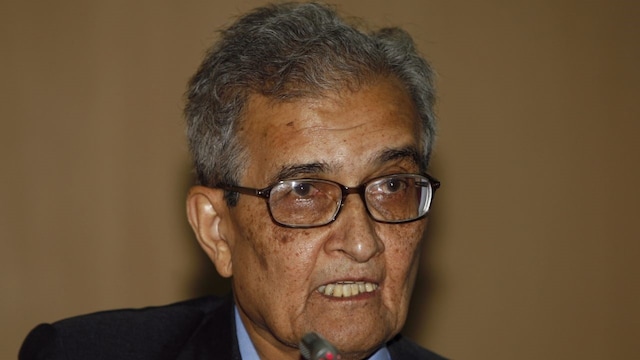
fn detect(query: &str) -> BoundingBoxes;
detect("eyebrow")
[374,146,422,168]
[268,145,422,184]
[270,162,330,183]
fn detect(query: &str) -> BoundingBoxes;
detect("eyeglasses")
[217,173,440,228]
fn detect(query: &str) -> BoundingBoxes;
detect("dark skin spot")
[286,121,294,127]
[279,232,293,243]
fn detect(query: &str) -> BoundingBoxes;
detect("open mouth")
[317,281,379,298]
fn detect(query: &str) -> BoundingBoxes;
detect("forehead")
[237,77,422,185]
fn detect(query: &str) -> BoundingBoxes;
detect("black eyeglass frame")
[216,173,441,228]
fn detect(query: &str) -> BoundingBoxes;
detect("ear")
[186,186,234,278]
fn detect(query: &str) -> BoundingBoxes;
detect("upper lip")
[320,278,377,285]
[318,276,380,286]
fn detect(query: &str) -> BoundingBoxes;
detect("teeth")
[317,281,378,298]
[325,284,335,295]
[333,284,343,297]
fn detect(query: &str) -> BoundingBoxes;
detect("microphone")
[299,332,342,360]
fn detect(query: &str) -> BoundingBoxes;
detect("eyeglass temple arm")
[218,184,270,198]
[425,174,441,190]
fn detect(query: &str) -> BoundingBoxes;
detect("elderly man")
[20,3,443,360]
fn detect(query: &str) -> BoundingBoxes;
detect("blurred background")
[2,1,639,359]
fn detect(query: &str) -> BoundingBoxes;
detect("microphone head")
[299,332,341,360]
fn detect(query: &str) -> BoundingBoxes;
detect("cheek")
[233,206,318,281]
[381,220,426,285]
[267,228,319,277]
[235,213,272,271]
[233,224,321,327]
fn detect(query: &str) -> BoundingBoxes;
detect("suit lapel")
[176,295,242,360]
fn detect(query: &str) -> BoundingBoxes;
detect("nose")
[324,194,385,262]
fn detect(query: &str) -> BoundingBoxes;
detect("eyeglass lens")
[267,175,433,227]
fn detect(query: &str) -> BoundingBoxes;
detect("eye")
[379,178,408,193]
[292,182,315,197]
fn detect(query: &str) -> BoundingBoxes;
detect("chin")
[333,343,385,360]
[320,325,394,359]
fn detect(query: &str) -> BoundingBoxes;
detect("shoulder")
[19,296,231,360]
[387,334,447,360]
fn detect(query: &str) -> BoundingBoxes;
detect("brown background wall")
[2,1,639,359]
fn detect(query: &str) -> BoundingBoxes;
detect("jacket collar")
[176,295,241,360]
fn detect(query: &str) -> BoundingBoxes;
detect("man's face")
[223,77,428,359]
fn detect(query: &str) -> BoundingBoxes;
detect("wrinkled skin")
[187,76,429,360]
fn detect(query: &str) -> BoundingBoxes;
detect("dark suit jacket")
[19,295,445,359]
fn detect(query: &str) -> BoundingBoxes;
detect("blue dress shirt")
[235,306,391,360]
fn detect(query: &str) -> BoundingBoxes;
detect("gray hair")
[185,2,436,199]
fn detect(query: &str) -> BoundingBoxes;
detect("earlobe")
[186,186,234,278]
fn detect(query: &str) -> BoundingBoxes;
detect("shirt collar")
[234,306,391,360]
[235,306,261,360]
